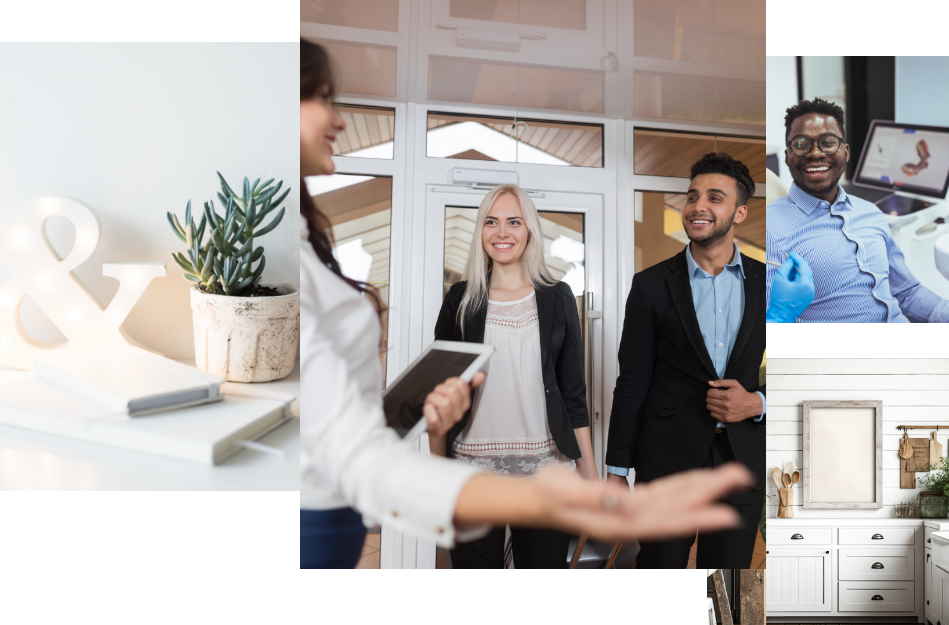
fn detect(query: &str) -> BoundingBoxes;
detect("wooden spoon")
[772,467,784,491]
[782,473,792,488]
[792,471,800,488]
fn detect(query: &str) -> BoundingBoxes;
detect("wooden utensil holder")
[778,488,794,518]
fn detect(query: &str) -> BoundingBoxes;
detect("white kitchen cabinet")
[768,519,925,623]
[767,548,832,612]
[838,547,915,581]
[936,564,949,625]
[927,548,936,625]
[838,581,915,612]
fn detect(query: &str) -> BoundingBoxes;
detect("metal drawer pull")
[871,595,884,601]
[791,533,804,539]
[872,533,884,539]
[871,562,884,569]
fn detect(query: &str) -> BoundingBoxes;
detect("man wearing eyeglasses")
[768,97,949,322]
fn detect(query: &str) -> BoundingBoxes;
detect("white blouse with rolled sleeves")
[452,292,575,475]
[300,217,487,547]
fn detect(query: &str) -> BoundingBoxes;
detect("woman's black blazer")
[434,280,589,460]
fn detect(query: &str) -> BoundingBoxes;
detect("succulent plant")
[167,172,290,296]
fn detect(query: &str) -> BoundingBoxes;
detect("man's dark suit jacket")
[434,280,589,460]
[605,248,766,491]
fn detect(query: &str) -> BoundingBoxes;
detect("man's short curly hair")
[689,152,754,207]
[784,97,846,143]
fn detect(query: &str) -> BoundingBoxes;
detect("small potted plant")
[167,172,298,382]
[917,462,949,518]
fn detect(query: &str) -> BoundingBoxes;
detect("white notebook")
[0,375,292,465]
[34,349,223,417]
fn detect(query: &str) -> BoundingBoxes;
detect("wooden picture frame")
[803,400,883,509]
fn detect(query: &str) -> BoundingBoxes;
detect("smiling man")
[605,153,766,568]
[767,97,949,322]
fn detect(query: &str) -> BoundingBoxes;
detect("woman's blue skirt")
[300,507,367,569]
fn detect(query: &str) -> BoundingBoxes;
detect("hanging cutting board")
[901,458,917,489]
[932,432,945,469]
[911,438,932,471]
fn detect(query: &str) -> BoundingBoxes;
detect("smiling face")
[785,113,850,202]
[300,90,345,177]
[481,192,530,267]
[683,173,747,248]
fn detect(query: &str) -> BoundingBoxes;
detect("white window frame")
[421,0,612,55]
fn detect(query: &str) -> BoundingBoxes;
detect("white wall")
[767,358,949,518]
[765,55,797,189]
[0,43,299,361]
[896,56,949,126]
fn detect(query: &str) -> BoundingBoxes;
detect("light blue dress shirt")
[766,182,949,323]
[607,243,766,477]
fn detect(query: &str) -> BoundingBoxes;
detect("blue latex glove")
[767,251,815,323]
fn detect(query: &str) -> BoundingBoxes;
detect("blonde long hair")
[457,185,555,336]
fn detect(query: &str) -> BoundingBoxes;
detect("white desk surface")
[0,359,300,491]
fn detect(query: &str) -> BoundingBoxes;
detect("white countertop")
[0,359,300,491]
[768,518,927,526]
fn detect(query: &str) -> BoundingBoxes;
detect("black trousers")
[451,526,571,569]
[635,430,763,569]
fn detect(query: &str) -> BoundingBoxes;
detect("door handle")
[871,562,884,569]
[872,533,884,539]
[871,595,884,601]
[577,293,601,430]
[929,553,932,562]
[791,533,804,539]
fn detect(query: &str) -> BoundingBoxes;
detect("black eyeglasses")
[787,133,845,156]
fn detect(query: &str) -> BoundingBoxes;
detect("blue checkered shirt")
[767,183,949,323]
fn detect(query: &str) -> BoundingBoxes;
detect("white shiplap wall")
[767,359,949,518]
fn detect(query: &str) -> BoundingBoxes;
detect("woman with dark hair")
[299,38,753,569]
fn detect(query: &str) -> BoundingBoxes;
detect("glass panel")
[802,56,846,109]
[332,104,395,159]
[634,130,765,182]
[319,40,397,97]
[449,0,587,31]
[310,174,393,386]
[635,192,764,272]
[427,112,602,167]
[444,207,585,297]
[633,0,765,69]
[429,56,604,114]
[633,71,765,125]
[301,0,400,32]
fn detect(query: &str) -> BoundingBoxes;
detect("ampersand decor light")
[0,197,166,370]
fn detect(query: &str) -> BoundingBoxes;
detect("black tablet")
[382,340,493,440]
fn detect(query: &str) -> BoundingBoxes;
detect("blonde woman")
[433,185,596,568]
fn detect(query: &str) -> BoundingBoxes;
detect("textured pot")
[190,283,299,382]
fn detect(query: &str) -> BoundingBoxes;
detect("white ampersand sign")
[0,197,166,370]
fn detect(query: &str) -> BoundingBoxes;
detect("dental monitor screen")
[854,121,949,201]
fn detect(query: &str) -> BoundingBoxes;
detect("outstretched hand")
[533,462,753,541]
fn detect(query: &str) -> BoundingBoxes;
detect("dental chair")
[765,167,788,206]
[938,233,949,282]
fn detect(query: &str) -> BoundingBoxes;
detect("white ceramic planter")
[190,283,299,382]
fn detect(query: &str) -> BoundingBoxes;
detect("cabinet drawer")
[839,548,915,581]
[839,527,915,546]
[769,527,832,545]
[838,581,915,612]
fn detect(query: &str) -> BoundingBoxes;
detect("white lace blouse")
[452,292,576,475]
